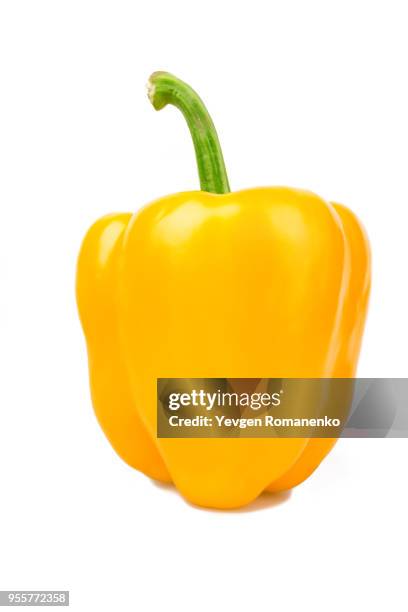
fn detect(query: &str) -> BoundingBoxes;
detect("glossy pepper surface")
[77,72,371,509]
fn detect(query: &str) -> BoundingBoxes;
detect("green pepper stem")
[147,71,230,194]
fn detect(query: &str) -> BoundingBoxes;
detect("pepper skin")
[77,72,370,509]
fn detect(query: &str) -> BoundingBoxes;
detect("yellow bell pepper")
[77,72,371,509]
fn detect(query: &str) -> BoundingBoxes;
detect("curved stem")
[147,71,230,194]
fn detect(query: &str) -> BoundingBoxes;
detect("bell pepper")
[77,71,371,509]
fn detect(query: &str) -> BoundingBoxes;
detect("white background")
[0,1,407,610]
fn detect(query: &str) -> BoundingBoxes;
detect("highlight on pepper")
[76,71,371,509]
